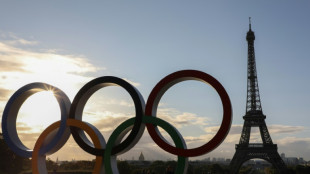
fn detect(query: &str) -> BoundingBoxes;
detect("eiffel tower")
[229,18,288,173]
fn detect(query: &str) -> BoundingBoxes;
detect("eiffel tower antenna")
[249,17,252,30]
[229,19,288,173]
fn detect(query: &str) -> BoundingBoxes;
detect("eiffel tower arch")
[229,18,288,173]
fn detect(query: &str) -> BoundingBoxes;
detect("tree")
[0,133,27,173]
[295,165,310,174]
[210,164,224,174]
[117,161,133,174]
[148,160,165,174]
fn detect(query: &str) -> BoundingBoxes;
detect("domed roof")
[139,152,145,161]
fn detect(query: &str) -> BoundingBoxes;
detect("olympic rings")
[1,70,232,174]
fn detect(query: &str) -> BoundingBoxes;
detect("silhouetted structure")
[229,18,288,173]
[139,152,145,161]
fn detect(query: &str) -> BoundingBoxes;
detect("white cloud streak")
[122,78,140,87]
[157,107,209,129]
[0,32,38,46]
[0,37,102,100]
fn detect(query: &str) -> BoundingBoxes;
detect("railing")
[236,143,277,149]
[248,143,263,148]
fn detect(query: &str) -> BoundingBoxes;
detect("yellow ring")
[32,119,103,174]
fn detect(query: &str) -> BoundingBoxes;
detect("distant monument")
[229,18,288,173]
[139,152,145,161]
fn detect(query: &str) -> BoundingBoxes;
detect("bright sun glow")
[18,91,60,130]
[17,91,61,148]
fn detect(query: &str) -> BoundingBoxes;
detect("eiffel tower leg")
[229,149,246,174]
[267,151,288,174]
[239,121,251,144]
[259,123,273,144]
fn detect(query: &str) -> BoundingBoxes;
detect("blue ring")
[1,82,71,157]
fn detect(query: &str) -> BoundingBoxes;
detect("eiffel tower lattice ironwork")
[229,18,288,173]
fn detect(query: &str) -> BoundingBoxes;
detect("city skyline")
[44,151,309,167]
[0,1,310,162]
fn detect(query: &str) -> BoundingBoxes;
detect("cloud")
[103,99,135,107]
[0,36,102,100]
[122,78,140,87]
[268,125,304,134]
[203,124,307,146]
[91,114,130,133]
[276,137,310,159]
[277,137,310,145]
[0,32,38,46]
[82,109,135,134]
[157,107,209,129]
[0,60,25,72]
[205,124,304,135]
[0,88,13,101]
[14,132,41,149]
[205,124,242,135]
[0,88,14,113]
[16,122,34,133]
[5,38,38,46]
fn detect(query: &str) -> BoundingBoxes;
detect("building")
[139,152,145,161]
[281,153,286,159]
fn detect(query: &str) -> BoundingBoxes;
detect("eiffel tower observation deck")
[229,18,288,173]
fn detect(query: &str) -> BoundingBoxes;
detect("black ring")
[69,76,145,155]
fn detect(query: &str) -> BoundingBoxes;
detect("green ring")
[104,115,188,174]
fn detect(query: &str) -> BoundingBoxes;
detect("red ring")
[145,70,232,157]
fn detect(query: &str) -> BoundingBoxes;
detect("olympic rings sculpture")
[2,70,232,174]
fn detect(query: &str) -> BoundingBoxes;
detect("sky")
[0,1,310,162]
